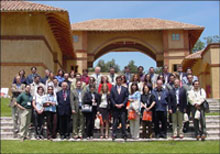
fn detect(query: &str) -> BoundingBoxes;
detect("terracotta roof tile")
[185,50,203,59]
[71,18,204,31]
[0,0,66,12]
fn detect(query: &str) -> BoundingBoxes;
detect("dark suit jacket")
[83,92,100,113]
[110,85,129,111]
[168,87,187,113]
[56,90,71,116]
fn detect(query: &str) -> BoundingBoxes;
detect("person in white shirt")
[107,67,118,86]
[32,86,45,140]
[30,75,45,97]
[91,67,102,89]
[188,80,207,141]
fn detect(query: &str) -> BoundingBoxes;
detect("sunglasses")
[48,89,53,90]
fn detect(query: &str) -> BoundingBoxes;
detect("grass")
[0,98,11,117]
[1,140,220,154]
[206,112,220,116]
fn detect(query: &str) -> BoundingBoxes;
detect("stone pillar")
[210,65,220,98]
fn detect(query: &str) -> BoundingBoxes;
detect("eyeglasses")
[48,89,53,90]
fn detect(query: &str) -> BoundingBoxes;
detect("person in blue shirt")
[26,67,40,85]
[152,79,169,138]
[55,69,65,84]
[43,86,58,140]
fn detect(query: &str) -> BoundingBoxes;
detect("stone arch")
[91,36,158,62]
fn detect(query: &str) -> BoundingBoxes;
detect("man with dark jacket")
[152,79,169,138]
[169,79,187,139]
[56,82,71,139]
[110,76,129,141]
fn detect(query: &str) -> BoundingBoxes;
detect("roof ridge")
[0,0,67,12]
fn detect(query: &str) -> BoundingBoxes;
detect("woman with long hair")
[13,69,26,84]
[98,76,112,93]
[129,74,143,94]
[128,83,141,139]
[43,86,58,140]
[98,83,111,139]
[143,74,153,90]
[141,84,156,138]
[121,75,128,88]
[32,86,45,139]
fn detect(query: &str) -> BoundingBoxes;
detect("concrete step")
[1,132,219,140]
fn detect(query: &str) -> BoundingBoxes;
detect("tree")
[105,59,121,73]
[95,59,121,73]
[192,39,205,53]
[203,35,220,45]
[96,59,108,72]
[127,60,138,74]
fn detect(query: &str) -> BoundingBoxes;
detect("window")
[73,35,79,42]
[172,33,180,41]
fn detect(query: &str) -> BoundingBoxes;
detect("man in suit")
[56,82,71,139]
[110,76,129,141]
[152,79,169,138]
[161,65,171,84]
[148,67,158,89]
[169,79,187,139]
[177,65,186,82]
[70,81,86,139]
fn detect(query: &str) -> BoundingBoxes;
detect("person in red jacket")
[98,76,112,93]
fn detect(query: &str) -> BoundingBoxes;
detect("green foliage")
[1,140,219,153]
[192,39,205,53]
[154,67,163,74]
[192,35,220,53]
[96,59,120,73]
[127,60,138,74]
[1,98,11,117]
[204,35,220,45]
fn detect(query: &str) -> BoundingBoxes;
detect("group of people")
[10,65,207,142]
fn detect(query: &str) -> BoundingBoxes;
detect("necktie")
[63,90,66,100]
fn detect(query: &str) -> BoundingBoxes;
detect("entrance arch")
[70,18,204,73]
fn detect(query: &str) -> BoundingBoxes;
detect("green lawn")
[0,98,11,117]
[1,140,219,153]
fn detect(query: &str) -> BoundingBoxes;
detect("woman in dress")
[128,83,141,139]
[98,83,111,139]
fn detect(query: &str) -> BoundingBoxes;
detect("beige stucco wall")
[1,13,64,89]
[168,30,184,49]
[86,31,163,57]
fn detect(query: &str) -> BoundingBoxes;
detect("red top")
[98,83,112,93]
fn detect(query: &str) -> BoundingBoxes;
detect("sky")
[35,1,219,71]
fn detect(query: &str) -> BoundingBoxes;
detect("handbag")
[142,110,152,121]
[81,104,92,113]
[202,100,210,113]
[128,110,136,120]
[200,89,210,113]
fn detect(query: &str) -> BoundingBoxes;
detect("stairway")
[1,99,219,141]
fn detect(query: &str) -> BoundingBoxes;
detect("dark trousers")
[45,111,57,138]
[59,115,70,137]
[112,110,127,138]
[84,112,95,137]
[154,111,167,137]
[33,110,44,136]
[142,121,153,138]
